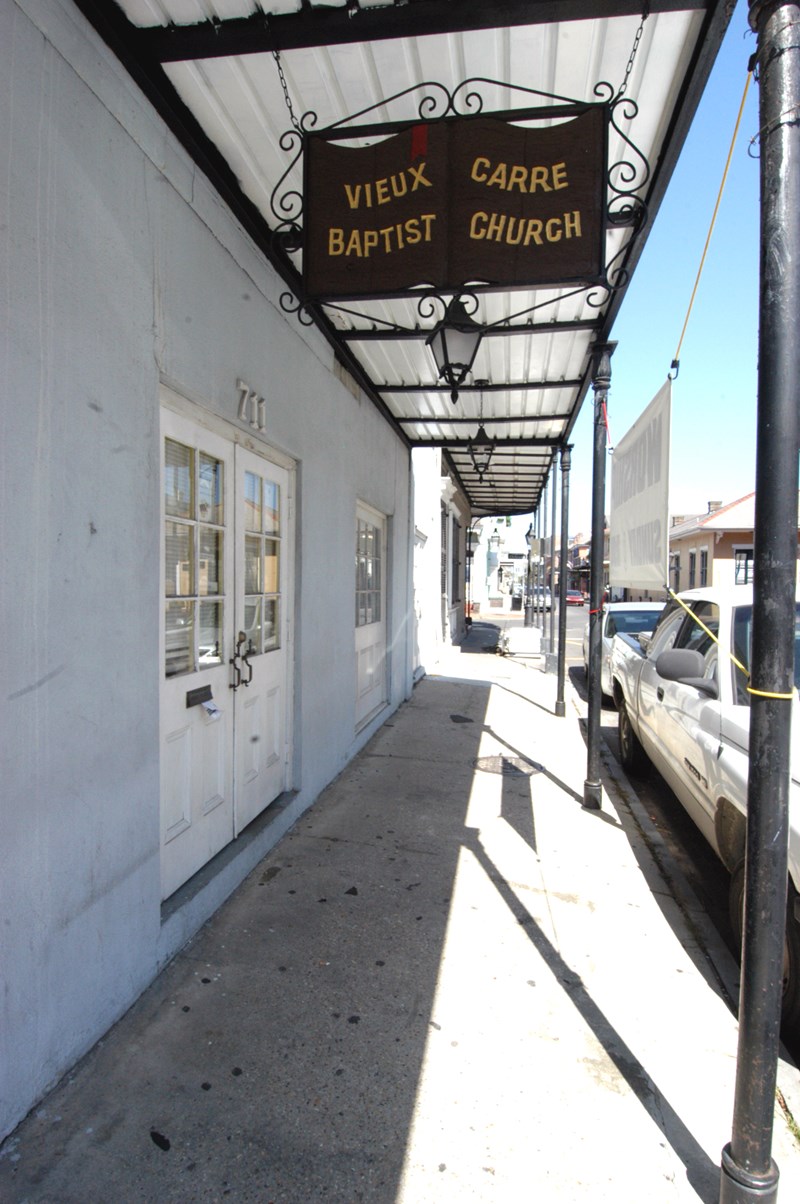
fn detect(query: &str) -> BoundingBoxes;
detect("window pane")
[166,601,194,677]
[264,539,279,594]
[264,599,279,651]
[245,534,262,593]
[165,440,193,519]
[244,596,262,654]
[263,481,280,536]
[198,454,223,525]
[199,601,223,666]
[198,528,223,596]
[166,521,193,597]
[244,472,261,532]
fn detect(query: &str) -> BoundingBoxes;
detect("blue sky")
[563,0,760,538]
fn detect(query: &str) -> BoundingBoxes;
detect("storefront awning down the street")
[76,0,732,518]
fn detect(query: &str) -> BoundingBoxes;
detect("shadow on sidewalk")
[0,664,719,1202]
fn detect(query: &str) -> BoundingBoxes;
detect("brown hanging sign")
[303,108,606,300]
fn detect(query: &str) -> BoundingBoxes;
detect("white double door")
[160,407,292,900]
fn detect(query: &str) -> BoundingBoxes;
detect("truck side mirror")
[655,648,718,699]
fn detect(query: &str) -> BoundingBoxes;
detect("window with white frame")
[735,547,755,584]
[355,515,382,627]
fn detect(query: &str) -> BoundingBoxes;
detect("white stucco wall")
[1,0,413,1138]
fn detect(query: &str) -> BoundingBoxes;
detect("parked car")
[609,585,800,1032]
[532,586,552,611]
[583,601,663,697]
[566,590,585,606]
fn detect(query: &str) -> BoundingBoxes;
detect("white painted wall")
[0,0,413,1138]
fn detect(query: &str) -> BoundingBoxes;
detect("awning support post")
[549,457,558,655]
[583,342,615,809]
[721,4,800,1201]
[555,444,572,717]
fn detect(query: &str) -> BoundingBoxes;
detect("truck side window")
[676,601,719,660]
[732,606,752,707]
[648,604,685,657]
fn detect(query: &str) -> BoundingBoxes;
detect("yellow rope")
[665,589,796,699]
[671,70,753,370]
[665,588,749,677]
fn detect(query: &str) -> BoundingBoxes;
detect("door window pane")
[263,481,280,536]
[245,534,262,593]
[199,528,223,595]
[165,440,193,519]
[166,521,193,597]
[198,454,224,525]
[244,472,261,532]
[166,601,194,677]
[199,601,223,666]
[244,596,262,653]
[264,540,279,594]
[263,599,279,652]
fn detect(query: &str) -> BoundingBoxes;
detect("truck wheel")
[617,698,644,772]
[729,863,800,1035]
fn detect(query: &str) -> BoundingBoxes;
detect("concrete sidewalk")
[1,622,799,1202]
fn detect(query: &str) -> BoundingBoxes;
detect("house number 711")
[237,378,266,432]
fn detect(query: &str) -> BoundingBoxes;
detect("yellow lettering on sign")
[564,210,582,237]
[469,158,570,193]
[342,164,433,209]
[471,158,490,184]
[468,211,582,248]
[326,214,438,258]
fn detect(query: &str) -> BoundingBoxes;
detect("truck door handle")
[657,687,664,702]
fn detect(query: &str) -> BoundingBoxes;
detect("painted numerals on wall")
[237,378,266,432]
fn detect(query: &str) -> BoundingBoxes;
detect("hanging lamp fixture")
[426,296,484,404]
[467,382,495,480]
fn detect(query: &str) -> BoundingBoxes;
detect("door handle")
[657,686,664,702]
[229,631,247,690]
[241,638,255,687]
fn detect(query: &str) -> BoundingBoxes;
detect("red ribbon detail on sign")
[410,124,428,162]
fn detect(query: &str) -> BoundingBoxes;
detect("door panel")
[160,408,293,899]
[233,446,291,834]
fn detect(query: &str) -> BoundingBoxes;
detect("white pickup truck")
[609,585,800,1032]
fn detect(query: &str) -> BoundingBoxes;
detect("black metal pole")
[550,459,558,654]
[541,477,550,652]
[555,445,572,718]
[535,506,542,627]
[584,342,615,810]
[721,5,800,1201]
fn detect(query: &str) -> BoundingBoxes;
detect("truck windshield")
[732,603,800,704]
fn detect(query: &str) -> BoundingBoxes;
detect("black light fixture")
[425,296,484,404]
[468,424,495,480]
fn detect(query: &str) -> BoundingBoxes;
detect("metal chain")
[272,46,302,132]
[617,4,650,99]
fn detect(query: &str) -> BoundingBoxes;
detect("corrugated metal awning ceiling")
[75,0,732,517]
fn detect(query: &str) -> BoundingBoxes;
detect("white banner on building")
[609,379,671,590]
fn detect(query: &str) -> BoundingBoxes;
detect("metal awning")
[75,0,732,517]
